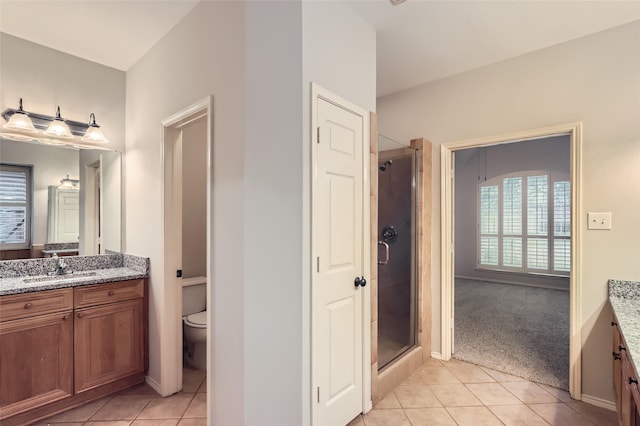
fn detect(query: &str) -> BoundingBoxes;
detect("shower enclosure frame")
[369,126,433,404]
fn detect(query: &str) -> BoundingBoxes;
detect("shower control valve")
[354,276,367,288]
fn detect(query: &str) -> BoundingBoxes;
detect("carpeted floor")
[453,278,569,390]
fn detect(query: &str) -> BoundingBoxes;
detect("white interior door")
[313,96,365,426]
[54,189,79,243]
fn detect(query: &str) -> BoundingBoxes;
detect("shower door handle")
[378,241,390,265]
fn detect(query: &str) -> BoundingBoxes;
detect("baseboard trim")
[145,375,162,394]
[431,351,444,360]
[456,275,569,291]
[581,394,616,411]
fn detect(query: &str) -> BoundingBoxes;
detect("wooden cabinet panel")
[0,279,147,424]
[0,288,72,322]
[622,350,635,426]
[74,279,144,309]
[631,381,640,426]
[614,321,623,419]
[613,315,640,426]
[0,310,73,420]
[74,299,144,393]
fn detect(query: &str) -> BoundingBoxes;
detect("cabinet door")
[0,311,73,420]
[632,382,640,426]
[614,322,623,415]
[74,299,143,393]
[622,350,636,426]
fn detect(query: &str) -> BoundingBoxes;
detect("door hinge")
[176,269,183,278]
[317,387,320,403]
[316,257,320,273]
[317,127,320,144]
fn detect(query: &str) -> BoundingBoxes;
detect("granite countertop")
[609,279,640,377]
[0,253,149,296]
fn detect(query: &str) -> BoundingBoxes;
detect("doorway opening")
[440,122,583,399]
[453,136,570,389]
[161,96,212,421]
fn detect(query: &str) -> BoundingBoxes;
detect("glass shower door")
[377,136,418,369]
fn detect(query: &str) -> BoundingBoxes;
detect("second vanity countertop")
[609,279,640,378]
[0,253,149,297]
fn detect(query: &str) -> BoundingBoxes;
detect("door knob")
[354,276,367,287]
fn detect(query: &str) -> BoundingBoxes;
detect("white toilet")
[182,276,207,370]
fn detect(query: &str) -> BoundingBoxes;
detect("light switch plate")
[588,212,612,230]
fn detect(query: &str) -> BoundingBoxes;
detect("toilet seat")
[184,311,207,328]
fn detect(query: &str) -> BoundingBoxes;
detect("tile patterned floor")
[349,358,617,426]
[35,359,617,426]
[37,367,206,426]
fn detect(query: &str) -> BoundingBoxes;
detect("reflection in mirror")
[0,137,121,259]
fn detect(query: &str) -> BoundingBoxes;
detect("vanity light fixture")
[59,174,80,189]
[81,113,108,144]
[1,99,110,148]
[44,106,74,139]
[2,98,37,134]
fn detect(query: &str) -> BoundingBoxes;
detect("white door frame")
[310,83,372,423]
[440,122,583,399]
[161,96,212,398]
[83,162,100,255]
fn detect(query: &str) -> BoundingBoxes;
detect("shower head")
[379,160,393,171]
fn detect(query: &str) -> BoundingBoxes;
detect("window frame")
[477,170,570,277]
[0,163,33,250]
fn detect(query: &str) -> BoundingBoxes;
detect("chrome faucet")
[50,253,72,275]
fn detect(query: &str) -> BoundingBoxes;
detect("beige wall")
[125,2,245,424]
[0,33,126,153]
[181,117,207,279]
[243,2,304,423]
[127,1,375,423]
[377,21,640,402]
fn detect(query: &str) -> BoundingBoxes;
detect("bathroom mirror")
[0,137,121,258]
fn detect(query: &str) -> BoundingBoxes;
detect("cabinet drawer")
[0,288,73,322]
[74,279,144,308]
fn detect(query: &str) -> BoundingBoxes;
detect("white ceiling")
[0,0,199,71]
[1,0,639,96]
[346,0,640,96]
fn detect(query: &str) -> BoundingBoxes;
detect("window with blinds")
[0,164,32,249]
[478,171,570,275]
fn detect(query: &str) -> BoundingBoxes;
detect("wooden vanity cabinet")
[0,289,73,419]
[0,279,147,426]
[74,280,145,393]
[612,318,640,426]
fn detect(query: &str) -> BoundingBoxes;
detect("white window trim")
[477,170,570,277]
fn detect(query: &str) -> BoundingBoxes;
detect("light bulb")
[81,113,108,143]
[44,106,73,139]
[3,98,37,133]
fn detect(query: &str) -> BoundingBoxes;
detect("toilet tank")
[182,276,207,316]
